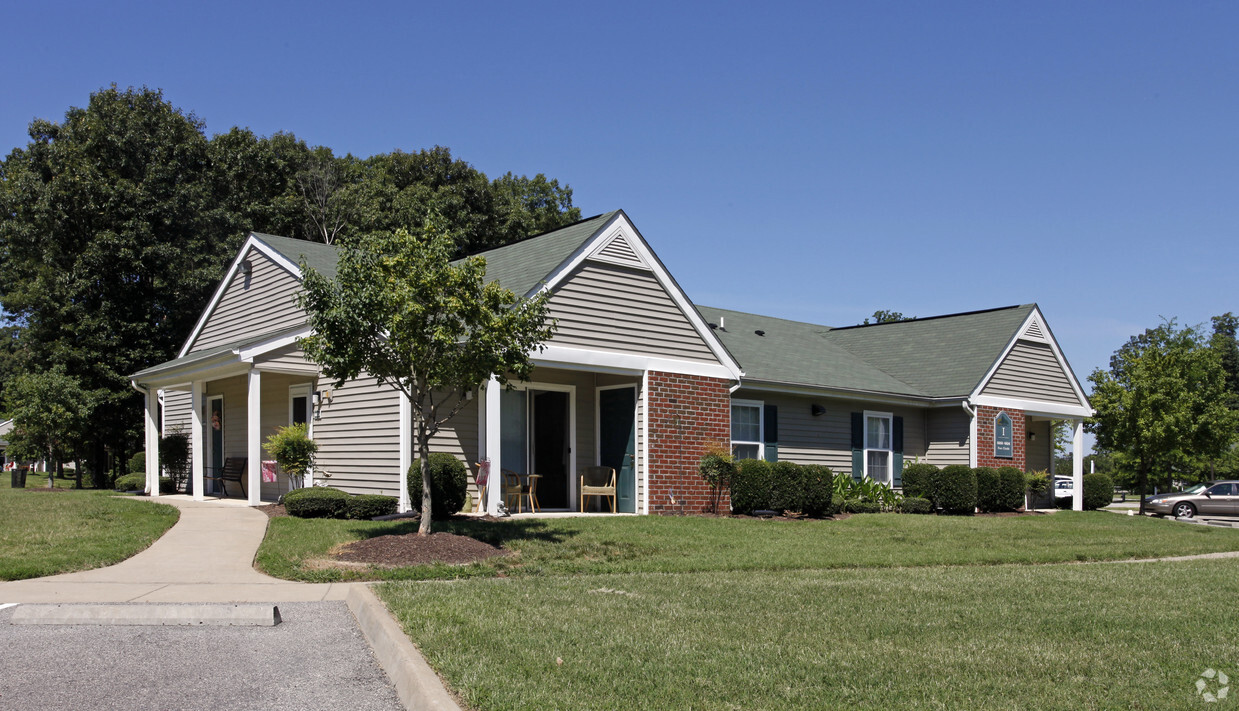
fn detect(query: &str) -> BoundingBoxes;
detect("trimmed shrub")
[698,445,735,514]
[769,461,804,513]
[1082,473,1114,511]
[729,458,773,515]
[996,466,1027,511]
[800,464,834,518]
[974,466,1001,512]
[934,465,977,515]
[158,476,175,494]
[898,497,933,514]
[901,462,939,501]
[284,486,349,518]
[347,494,399,520]
[408,453,468,519]
[842,499,881,514]
[127,452,145,475]
[114,473,146,492]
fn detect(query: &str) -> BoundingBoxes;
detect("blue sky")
[4,1,1236,436]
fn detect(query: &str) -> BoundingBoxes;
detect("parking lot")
[0,601,402,711]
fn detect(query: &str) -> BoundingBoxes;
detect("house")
[130,210,1093,513]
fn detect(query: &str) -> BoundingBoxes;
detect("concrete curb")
[11,603,282,626]
[347,584,462,711]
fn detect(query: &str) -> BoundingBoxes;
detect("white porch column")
[247,369,262,506]
[398,395,412,514]
[145,389,160,497]
[190,380,205,501]
[485,375,502,514]
[1071,418,1084,511]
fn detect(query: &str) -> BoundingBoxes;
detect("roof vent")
[719,317,726,331]
[754,329,765,337]
[708,323,718,330]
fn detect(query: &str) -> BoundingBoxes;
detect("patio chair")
[205,457,247,498]
[580,466,617,513]
[502,469,533,513]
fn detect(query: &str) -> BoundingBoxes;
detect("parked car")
[1145,481,1239,519]
[1053,476,1073,501]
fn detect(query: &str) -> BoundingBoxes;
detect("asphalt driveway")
[0,601,402,711]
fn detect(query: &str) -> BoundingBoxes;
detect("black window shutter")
[892,416,904,488]
[851,412,864,482]
[763,405,778,462]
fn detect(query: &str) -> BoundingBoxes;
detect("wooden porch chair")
[580,466,617,513]
[205,457,247,498]
[502,469,533,513]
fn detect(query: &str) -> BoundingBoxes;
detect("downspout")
[961,399,978,468]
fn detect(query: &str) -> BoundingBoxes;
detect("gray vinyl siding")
[188,249,305,353]
[313,373,402,497]
[161,389,194,468]
[547,262,718,363]
[260,373,316,501]
[730,389,927,475]
[982,340,1082,406]
[1025,418,1052,472]
[255,343,316,373]
[926,408,970,467]
[425,393,480,513]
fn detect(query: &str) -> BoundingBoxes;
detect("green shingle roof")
[698,304,1036,399]
[252,212,619,294]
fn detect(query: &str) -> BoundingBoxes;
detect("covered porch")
[469,364,644,515]
[132,328,320,506]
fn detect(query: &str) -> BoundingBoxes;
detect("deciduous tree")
[1087,320,1238,513]
[297,219,556,534]
[5,368,90,487]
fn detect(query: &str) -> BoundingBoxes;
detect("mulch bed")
[335,532,509,567]
[24,488,73,493]
[257,503,287,518]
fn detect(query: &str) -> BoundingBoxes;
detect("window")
[864,411,892,484]
[731,400,763,460]
[1206,483,1235,497]
[289,385,311,427]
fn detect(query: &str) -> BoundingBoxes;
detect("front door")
[598,386,637,513]
[207,395,224,495]
[531,391,570,509]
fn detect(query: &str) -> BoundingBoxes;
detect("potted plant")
[263,423,318,491]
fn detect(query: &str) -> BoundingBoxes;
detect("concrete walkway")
[0,495,353,603]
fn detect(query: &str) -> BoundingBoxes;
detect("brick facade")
[975,404,1026,470]
[645,371,731,514]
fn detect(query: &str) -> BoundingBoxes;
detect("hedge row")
[730,459,833,517]
[976,466,1025,513]
[283,487,399,520]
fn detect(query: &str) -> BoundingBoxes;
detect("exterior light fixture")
[811,404,826,417]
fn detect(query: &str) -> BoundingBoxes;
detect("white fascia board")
[177,234,306,359]
[968,306,1091,408]
[238,327,313,362]
[971,394,1093,418]
[534,344,735,380]
[531,212,745,381]
[133,359,250,391]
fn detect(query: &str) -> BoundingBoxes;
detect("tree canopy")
[0,85,582,483]
[862,310,912,325]
[298,219,557,533]
[1086,319,1238,510]
[4,368,90,487]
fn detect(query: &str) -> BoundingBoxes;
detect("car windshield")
[1056,481,1071,488]
[1181,484,1207,495]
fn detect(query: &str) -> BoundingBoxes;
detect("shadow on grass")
[344,516,573,549]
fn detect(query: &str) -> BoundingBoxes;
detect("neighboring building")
[130,210,1092,513]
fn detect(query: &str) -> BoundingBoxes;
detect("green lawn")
[0,473,179,580]
[380,559,1239,710]
[257,511,1239,707]
[256,511,1239,582]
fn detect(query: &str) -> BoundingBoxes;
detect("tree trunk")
[1137,462,1149,515]
[417,418,433,536]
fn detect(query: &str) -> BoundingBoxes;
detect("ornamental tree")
[297,219,556,534]
[1087,320,1238,513]
[5,368,90,487]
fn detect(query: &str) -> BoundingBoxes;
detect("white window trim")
[731,399,764,460]
[863,410,893,483]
